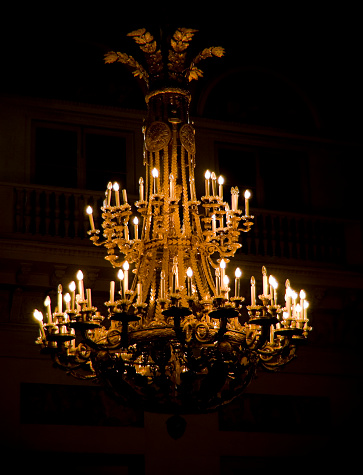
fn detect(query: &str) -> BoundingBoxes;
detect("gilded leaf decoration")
[104,27,224,87]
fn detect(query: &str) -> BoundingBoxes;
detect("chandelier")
[33,28,311,413]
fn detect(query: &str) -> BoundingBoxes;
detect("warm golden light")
[186,267,193,278]
[33,309,43,323]
[86,206,93,215]
[117,269,124,280]
[235,267,242,279]
[152,168,159,178]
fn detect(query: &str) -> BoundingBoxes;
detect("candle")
[44,296,52,323]
[262,266,268,295]
[303,300,309,321]
[251,276,256,305]
[223,274,229,297]
[211,172,217,196]
[122,189,128,204]
[172,257,178,293]
[57,284,63,313]
[285,280,292,317]
[186,267,193,297]
[215,268,221,295]
[110,280,115,303]
[106,181,113,206]
[269,275,278,305]
[133,216,139,240]
[160,270,166,299]
[86,288,92,308]
[231,186,239,211]
[64,292,71,311]
[69,281,76,310]
[300,289,306,315]
[137,283,142,305]
[244,189,251,216]
[220,259,226,287]
[235,267,242,297]
[291,290,298,317]
[218,175,224,200]
[77,270,85,301]
[211,214,216,234]
[86,206,95,231]
[152,168,159,194]
[123,261,129,297]
[189,176,197,201]
[124,223,129,241]
[33,310,46,340]
[113,182,120,206]
[139,177,144,201]
[117,269,124,297]
[205,170,211,196]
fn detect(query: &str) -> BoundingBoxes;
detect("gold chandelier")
[33,28,311,413]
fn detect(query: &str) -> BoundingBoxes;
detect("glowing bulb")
[33,309,43,323]
[123,261,129,271]
[220,259,226,269]
[77,270,83,281]
[133,216,139,225]
[187,267,193,278]
[300,289,306,300]
[69,281,76,292]
[235,267,242,278]
[86,206,93,215]
[205,170,211,180]
[113,182,119,191]
[117,269,124,280]
[152,168,159,178]
[244,190,251,199]
[269,275,278,289]
[218,175,224,185]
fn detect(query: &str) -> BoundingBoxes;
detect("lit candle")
[123,261,129,297]
[300,289,306,314]
[57,284,63,313]
[244,190,251,216]
[211,172,217,196]
[117,269,124,297]
[231,187,239,212]
[64,292,71,311]
[86,206,95,231]
[218,175,224,200]
[137,283,142,305]
[113,182,120,206]
[205,170,211,196]
[133,216,139,240]
[211,214,216,234]
[139,177,144,201]
[160,270,166,299]
[215,268,221,295]
[44,296,52,323]
[269,275,278,305]
[220,259,226,287]
[86,288,92,308]
[186,267,193,296]
[303,300,309,321]
[33,310,46,340]
[106,181,113,206]
[251,276,256,305]
[223,274,230,297]
[77,270,85,301]
[122,189,128,204]
[295,303,302,320]
[189,176,197,201]
[110,280,115,303]
[285,280,292,317]
[169,173,175,199]
[69,281,76,310]
[262,266,268,295]
[152,168,159,194]
[291,290,298,317]
[235,267,242,298]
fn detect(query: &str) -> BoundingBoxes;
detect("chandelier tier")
[33,28,311,413]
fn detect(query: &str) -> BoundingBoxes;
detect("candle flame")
[86,206,93,215]
[123,261,129,271]
[152,168,159,178]
[64,293,71,303]
[244,189,251,199]
[133,216,139,225]
[235,267,242,278]
[269,275,278,289]
[118,269,124,280]
[44,296,51,307]
[218,175,224,185]
[76,270,83,281]
[300,289,306,300]
[33,309,43,323]
[186,267,193,278]
[205,170,211,180]
[113,182,119,191]
[69,281,76,292]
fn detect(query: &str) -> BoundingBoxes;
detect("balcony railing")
[0,183,357,267]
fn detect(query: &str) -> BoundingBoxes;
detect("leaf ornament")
[186,46,225,82]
